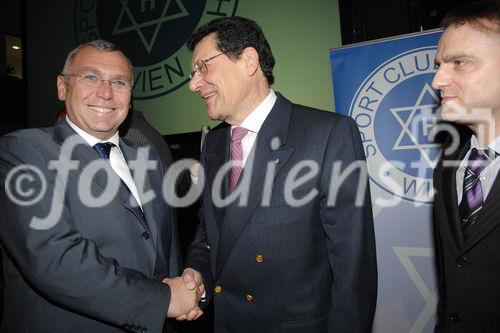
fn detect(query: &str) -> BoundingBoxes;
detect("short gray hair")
[61,39,134,82]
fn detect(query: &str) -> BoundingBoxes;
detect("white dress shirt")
[66,117,143,208]
[231,89,277,166]
[456,134,500,204]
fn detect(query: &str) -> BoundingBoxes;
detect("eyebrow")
[77,67,131,80]
[76,67,103,75]
[440,53,474,63]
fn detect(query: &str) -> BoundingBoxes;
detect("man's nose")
[431,65,449,90]
[189,72,204,92]
[96,80,113,99]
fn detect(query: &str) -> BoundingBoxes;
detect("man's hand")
[182,268,205,296]
[173,268,205,321]
[164,277,203,320]
[189,162,200,178]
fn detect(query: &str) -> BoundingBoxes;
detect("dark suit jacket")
[434,139,500,332]
[0,121,180,333]
[186,93,377,333]
[120,110,174,168]
[119,110,183,277]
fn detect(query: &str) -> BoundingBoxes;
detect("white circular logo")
[350,47,440,203]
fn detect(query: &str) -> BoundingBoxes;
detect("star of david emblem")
[393,246,437,332]
[390,83,442,168]
[113,0,189,53]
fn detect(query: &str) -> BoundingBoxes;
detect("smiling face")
[57,46,132,140]
[188,33,260,125]
[432,22,500,129]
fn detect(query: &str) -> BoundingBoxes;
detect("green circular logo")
[75,0,238,99]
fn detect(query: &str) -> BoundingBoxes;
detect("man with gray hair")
[0,40,201,332]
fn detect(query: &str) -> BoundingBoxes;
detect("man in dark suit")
[431,1,500,332]
[120,109,174,168]
[0,40,201,332]
[180,17,377,332]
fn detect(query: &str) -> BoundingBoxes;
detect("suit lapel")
[437,137,500,255]
[53,122,150,233]
[461,172,500,253]
[440,158,463,251]
[120,141,155,241]
[205,124,231,233]
[214,94,295,278]
[438,142,471,252]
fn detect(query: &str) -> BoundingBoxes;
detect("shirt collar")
[470,134,500,158]
[65,116,120,148]
[232,89,277,134]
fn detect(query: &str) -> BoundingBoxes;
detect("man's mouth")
[89,106,114,113]
[202,92,216,100]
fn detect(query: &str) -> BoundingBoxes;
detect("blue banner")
[330,30,442,333]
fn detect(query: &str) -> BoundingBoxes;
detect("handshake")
[164,268,205,321]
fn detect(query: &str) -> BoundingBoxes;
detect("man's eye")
[454,60,465,67]
[83,74,99,81]
[111,80,127,86]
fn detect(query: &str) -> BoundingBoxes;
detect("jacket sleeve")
[319,117,378,333]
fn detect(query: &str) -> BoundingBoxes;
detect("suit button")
[245,294,254,301]
[142,231,150,240]
[450,312,462,323]
[255,255,264,263]
[214,285,222,294]
[456,256,468,268]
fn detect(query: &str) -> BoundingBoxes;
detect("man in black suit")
[431,1,500,331]
[180,17,377,332]
[0,40,201,332]
[120,109,174,168]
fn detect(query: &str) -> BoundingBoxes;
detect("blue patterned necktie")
[93,142,115,160]
[459,148,493,234]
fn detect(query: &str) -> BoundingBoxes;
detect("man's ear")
[56,75,67,101]
[242,47,260,77]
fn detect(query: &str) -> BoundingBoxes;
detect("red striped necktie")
[229,127,249,193]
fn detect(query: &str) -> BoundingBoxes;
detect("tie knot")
[93,142,115,160]
[232,127,249,143]
[468,148,493,174]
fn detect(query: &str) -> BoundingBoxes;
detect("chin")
[440,102,465,121]
[207,110,222,121]
[206,112,217,121]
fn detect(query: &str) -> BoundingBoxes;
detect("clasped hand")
[164,268,205,321]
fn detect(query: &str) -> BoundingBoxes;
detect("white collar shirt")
[456,134,500,204]
[65,116,143,208]
[230,89,277,166]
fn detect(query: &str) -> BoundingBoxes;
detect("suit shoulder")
[210,121,230,132]
[205,122,229,141]
[1,127,53,148]
[0,127,56,166]
[120,137,163,163]
[290,103,357,131]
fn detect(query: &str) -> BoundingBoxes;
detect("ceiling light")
[12,45,21,50]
